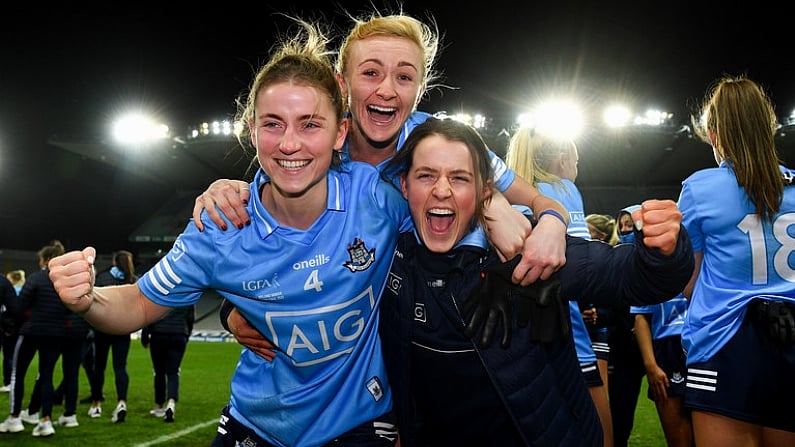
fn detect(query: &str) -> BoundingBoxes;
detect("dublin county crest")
[343,238,375,272]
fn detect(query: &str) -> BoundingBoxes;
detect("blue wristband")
[538,209,568,226]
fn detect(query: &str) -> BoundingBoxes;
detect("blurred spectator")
[0,240,66,437]
[87,250,138,423]
[506,127,614,447]
[608,207,648,447]
[141,304,196,422]
[582,214,619,398]
[1,271,24,392]
[632,294,693,446]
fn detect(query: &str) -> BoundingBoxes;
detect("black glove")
[462,256,519,348]
[219,299,234,332]
[751,299,795,345]
[140,330,150,348]
[463,255,569,348]
[515,276,568,344]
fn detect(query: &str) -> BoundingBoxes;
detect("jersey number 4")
[304,269,324,292]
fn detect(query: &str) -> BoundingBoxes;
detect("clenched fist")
[48,247,97,314]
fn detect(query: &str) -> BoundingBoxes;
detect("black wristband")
[219,299,234,332]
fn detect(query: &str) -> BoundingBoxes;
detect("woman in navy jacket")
[377,118,693,446]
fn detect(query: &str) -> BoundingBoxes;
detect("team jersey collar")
[250,168,346,238]
[411,224,490,251]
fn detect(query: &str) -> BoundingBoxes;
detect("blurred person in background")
[608,206,649,447]
[1,270,24,393]
[632,293,693,446]
[0,240,66,437]
[87,250,138,424]
[0,272,20,393]
[505,127,614,447]
[582,214,618,398]
[141,304,196,422]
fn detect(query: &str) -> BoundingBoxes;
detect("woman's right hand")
[228,308,277,362]
[192,179,251,231]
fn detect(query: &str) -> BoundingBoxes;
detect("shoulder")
[682,165,732,188]
[339,160,380,176]
[408,111,432,126]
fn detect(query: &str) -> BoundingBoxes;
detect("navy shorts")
[684,311,795,432]
[580,361,604,387]
[647,335,686,400]
[211,405,398,447]
[589,329,610,361]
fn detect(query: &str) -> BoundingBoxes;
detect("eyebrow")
[359,58,419,71]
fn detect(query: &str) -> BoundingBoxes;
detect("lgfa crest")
[343,238,375,272]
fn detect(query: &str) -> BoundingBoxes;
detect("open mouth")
[367,105,397,124]
[427,208,454,233]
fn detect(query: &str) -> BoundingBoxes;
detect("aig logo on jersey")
[343,238,375,272]
[266,286,377,367]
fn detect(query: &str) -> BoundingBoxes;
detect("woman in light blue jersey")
[679,75,795,446]
[47,20,414,447]
[505,127,614,447]
[631,294,693,447]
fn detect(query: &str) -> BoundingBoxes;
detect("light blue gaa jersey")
[138,162,412,446]
[630,293,688,340]
[678,161,795,365]
[537,180,596,364]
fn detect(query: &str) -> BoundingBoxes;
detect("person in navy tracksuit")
[377,118,693,446]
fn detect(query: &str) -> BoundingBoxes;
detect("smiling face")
[400,134,489,253]
[250,82,347,200]
[341,35,424,156]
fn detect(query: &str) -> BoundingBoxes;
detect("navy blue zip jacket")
[380,225,693,446]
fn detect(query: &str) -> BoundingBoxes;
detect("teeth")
[279,160,309,169]
[368,105,396,113]
[428,208,453,216]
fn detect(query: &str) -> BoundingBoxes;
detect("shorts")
[580,361,603,387]
[647,335,686,400]
[684,311,795,432]
[589,329,610,361]
[211,405,398,447]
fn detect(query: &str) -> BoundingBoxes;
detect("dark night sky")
[1,1,793,253]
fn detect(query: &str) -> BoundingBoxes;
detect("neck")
[347,127,398,166]
[260,182,327,231]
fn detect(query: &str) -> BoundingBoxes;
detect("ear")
[333,117,349,151]
[336,73,349,104]
[482,180,493,201]
[400,173,409,200]
[707,129,718,148]
[249,119,257,149]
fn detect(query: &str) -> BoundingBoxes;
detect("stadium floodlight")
[112,113,170,145]
[188,119,240,140]
[603,104,632,128]
[517,99,584,141]
[633,109,673,126]
[432,111,488,129]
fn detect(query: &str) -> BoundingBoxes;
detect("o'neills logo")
[293,254,331,270]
